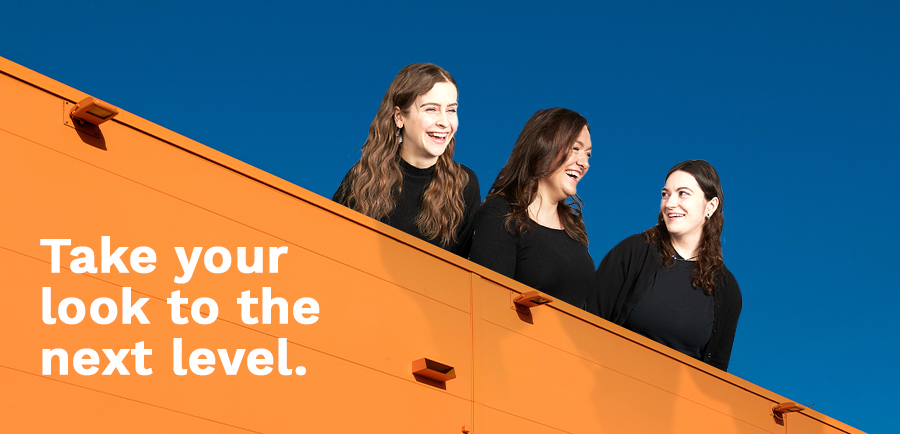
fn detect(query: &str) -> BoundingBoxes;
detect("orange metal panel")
[1,75,474,396]
[479,406,572,433]
[1,62,474,432]
[789,412,854,434]
[0,55,867,434]
[475,277,783,433]
[1,370,255,433]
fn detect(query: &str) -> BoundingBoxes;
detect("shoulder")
[457,162,481,195]
[456,162,478,181]
[471,195,518,247]
[336,163,356,184]
[718,265,742,298]
[614,233,653,253]
[714,265,742,314]
[600,233,659,268]
[332,164,357,204]
[480,195,511,216]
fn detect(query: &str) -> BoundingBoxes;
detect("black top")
[469,195,594,308]
[333,159,481,257]
[623,256,715,360]
[586,234,741,371]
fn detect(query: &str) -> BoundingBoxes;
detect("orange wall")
[0,56,864,434]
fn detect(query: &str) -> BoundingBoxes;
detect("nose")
[436,110,449,128]
[576,153,589,171]
[664,193,677,209]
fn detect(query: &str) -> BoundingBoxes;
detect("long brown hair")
[487,108,589,246]
[644,160,724,295]
[340,63,470,247]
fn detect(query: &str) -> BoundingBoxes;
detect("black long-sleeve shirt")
[333,159,481,257]
[469,195,594,308]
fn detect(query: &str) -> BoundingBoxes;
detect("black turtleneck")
[333,159,481,257]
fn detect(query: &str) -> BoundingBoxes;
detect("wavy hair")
[644,160,724,295]
[487,108,589,246]
[339,63,469,247]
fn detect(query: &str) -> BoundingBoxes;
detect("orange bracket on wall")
[411,358,456,382]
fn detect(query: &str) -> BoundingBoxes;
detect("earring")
[705,213,711,220]
[395,128,403,144]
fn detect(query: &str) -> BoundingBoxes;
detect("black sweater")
[469,195,594,307]
[586,234,742,371]
[333,159,481,257]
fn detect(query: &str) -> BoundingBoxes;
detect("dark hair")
[487,108,590,246]
[339,63,469,247]
[644,160,724,295]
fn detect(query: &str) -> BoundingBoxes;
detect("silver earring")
[395,128,403,144]
[706,213,711,220]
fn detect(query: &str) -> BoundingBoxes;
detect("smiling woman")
[469,108,594,307]
[332,63,481,257]
[586,160,742,371]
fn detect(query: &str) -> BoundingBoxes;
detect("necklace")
[673,253,698,262]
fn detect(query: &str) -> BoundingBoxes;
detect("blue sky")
[3,1,898,432]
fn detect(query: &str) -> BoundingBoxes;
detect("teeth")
[428,132,448,138]
[668,214,685,218]
[565,170,580,179]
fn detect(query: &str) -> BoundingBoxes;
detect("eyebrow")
[420,101,458,107]
[662,186,694,192]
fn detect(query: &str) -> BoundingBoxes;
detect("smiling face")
[660,170,719,243]
[537,126,592,203]
[393,81,458,168]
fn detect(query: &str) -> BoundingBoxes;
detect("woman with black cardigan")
[586,160,741,371]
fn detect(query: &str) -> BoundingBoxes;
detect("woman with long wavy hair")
[333,63,480,257]
[586,160,742,371]
[469,108,594,307]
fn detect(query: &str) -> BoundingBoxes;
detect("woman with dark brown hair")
[586,160,742,371]
[333,63,480,257]
[469,108,594,307]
